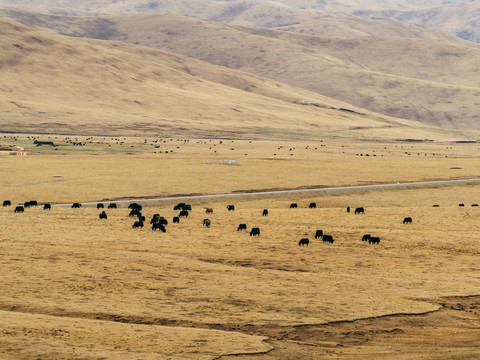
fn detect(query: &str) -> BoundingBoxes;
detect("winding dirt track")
[52,178,480,207]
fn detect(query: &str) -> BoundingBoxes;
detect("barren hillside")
[9,12,480,130]
[2,19,444,139]
[355,0,480,43]
[0,0,473,16]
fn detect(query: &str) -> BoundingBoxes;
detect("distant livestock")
[129,209,141,217]
[403,217,413,224]
[29,200,38,207]
[262,209,268,216]
[174,203,186,211]
[24,202,31,208]
[203,219,211,228]
[459,203,465,207]
[354,207,364,214]
[227,205,235,211]
[433,204,439,207]
[250,227,260,236]
[179,210,189,218]
[315,230,323,239]
[43,203,51,210]
[205,208,213,213]
[362,234,371,242]
[237,224,247,231]
[322,234,334,243]
[369,236,380,244]
[2,200,11,207]
[132,221,143,229]
[99,211,107,219]
[129,203,142,210]
[173,216,180,223]
[72,203,82,208]
[309,202,317,209]
[473,204,479,207]
[347,206,350,213]
[299,238,309,246]
[108,203,117,209]
[152,223,166,232]
[14,206,24,213]
[290,203,298,208]
[97,203,104,209]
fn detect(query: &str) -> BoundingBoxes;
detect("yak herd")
[2,199,406,247]
[3,199,477,247]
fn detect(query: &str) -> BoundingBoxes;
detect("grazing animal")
[403,217,413,224]
[227,205,235,211]
[129,203,142,210]
[369,236,380,244]
[205,208,213,213]
[138,215,146,222]
[97,203,104,209]
[129,209,141,217]
[108,203,117,209]
[262,209,268,216]
[459,203,465,207]
[183,204,192,211]
[237,223,247,231]
[433,204,439,207]
[315,230,323,239]
[173,216,180,223]
[299,238,309,246]
[72,203,82,208]
[322,234,334,243]
[203,219,211,228]
[29,200,38,207]
[152,223,166,232]
[158,217,168,225]
[150,216,159,224]
[362,234,371,242]
[250,227,260,236]
[2,200,11,207]
[472,204,479,207]
[347,206,350,213]
[24,201,31,208]
[290,203,298,208]
[99,211,107,219]
[309,202,317,209]
[132,221,143,228]
[354,207,364,214]
[179,210,189,218]
[43,203,51,210]
[174,203,186,211]
[14,206,24,213]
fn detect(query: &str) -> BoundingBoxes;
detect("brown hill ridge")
[10,12,480,130]
[1,19,449,139]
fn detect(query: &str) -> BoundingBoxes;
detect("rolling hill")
[6,12,480,130]
[354,0,480,44]
[2,19,447,139]
[0,0,474,16]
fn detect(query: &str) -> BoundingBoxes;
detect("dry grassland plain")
[0,134,480,359]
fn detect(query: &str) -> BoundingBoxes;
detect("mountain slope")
[2,19,444,139]
[12,12,480,130]
[355,0,480,44]
[0,0,474,15]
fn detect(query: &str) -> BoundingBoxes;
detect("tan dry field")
[1,135,480,359]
